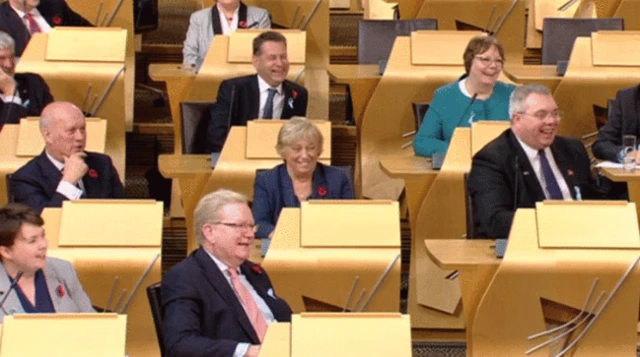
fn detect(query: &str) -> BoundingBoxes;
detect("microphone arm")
[0,271,23,315]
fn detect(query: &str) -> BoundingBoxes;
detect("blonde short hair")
[275,117,324,158]
[194,189,248,245]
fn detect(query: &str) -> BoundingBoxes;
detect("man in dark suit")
[0,0,92,57]
[206,31,308,153]
[593,84,640,162]
[0,31,53,128]
[162,189,292,357]
[467,84,603,238]
[10,101,124,213]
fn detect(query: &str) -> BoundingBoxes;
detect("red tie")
[227,268,268,341]
[24,13,42,35]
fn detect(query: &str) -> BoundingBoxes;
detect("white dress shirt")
[514,135,573,200]
[46,152,85,200]
[205,249,276,357]
[216,5,238,35]
[10,5,52,34]
[257,75,284,119]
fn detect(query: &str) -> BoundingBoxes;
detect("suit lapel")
[281,81,294,119]
[507,131,546,202]
[1,4,31,46]
[195,249,260,343]
[550,142,577,199]
[248,76,260,120]
[310,164,327,199]
[211,5,222,35]
[240,262,281,318]
[82,158,101,198]
[0,263,24,317]
[42,260,64,311]
[238,2,248,26]
[37,151,64,197]
[278,164,298,207]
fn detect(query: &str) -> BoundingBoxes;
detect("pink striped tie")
[227,268,268,341]
[24,13,42,35]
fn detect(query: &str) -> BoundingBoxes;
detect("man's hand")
[245,345,261,357]
[62,152,88,184]
[0,70,16,97]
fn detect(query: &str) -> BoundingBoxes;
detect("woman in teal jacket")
[413,36,516,157]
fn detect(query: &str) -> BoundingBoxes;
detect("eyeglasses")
[518,110,564,121]
[474,55,505,68]
[213,222,258,232]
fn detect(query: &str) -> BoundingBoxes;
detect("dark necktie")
[262,88,277,119]
[24,13,42,35]
[538,150,563,199]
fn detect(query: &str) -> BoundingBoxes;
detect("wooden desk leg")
[350,79,379,128]
[404,177,436,236]
[458,266,499,357]
[179,175,211,254]
[628,182,640,224]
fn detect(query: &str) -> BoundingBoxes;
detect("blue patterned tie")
[538,150,563,199]
[262,88,277,119]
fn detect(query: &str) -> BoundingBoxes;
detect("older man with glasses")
[466,84,606,238]
[162,189,292,357]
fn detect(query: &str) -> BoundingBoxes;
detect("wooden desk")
[158,154,211,248]
[502,64,562,92]
[40,208,161,357]
[328,64,381,127]
[600,166,640,222]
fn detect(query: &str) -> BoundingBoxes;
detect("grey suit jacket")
[0,257,94,321]
[183,4,271,69]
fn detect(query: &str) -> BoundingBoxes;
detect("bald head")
[40,102,87,162]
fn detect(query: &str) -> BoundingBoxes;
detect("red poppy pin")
[88,169,98,178]
[239,21,247,28]
[56,285,65,297]
[291,90,298,100]
[567,169,574,176]
[251,265,263,275]
[317,186,328,197]
[52,16,62,25]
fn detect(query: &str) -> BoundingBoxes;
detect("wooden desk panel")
[502,64,562,92]
[328,64,381,128]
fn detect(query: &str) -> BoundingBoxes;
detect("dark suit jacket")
[162,248,292,357]
[0,72,54,129]
[0,0,92,57]
[253,163,354,238]
[467,129,603,238]
[10,151,125,213]
[206,74,308,153]
[592,84,640,162]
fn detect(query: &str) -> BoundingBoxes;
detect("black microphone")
[513,156,519,211]
[246,21,259,29]
[0,271,23,315]
[456,93,478,128]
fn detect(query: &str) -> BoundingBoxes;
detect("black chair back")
[358,19,438,64]
[180,101,216,154]
[6,174,14,204]
[463,173,477,239]
[146,282,165,357]
[541,18,624,65]
[412,102,430,130]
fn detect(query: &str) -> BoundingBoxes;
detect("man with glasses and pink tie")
[467,84,606,238]
[162,189,292,357]
[0,0,92,58]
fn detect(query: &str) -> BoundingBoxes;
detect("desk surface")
[502,64,560,81]
[148,63,196,81]
[379,155,436,178]
[328,64,381,82]
[158,154,212,178]
[425,239,500,270]
[600,166,640,182]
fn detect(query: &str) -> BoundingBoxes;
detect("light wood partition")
[554,32,640,139]
[471,205,640,356]
[16,31,127,183]
[41,201,162,357]
[65,0,135,131]
[263,203,401,314]
[0,119,107,207]
[359,31,515,200]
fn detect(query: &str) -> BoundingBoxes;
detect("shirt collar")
[45,151,65,171]
[204,248,240,275]
[257,75,282,95]
[10,4,42,19]
[513,132,551,161]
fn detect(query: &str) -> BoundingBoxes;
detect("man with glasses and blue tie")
[162,189,292,357]
[205,31,308,153]
[467,84,605,238]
